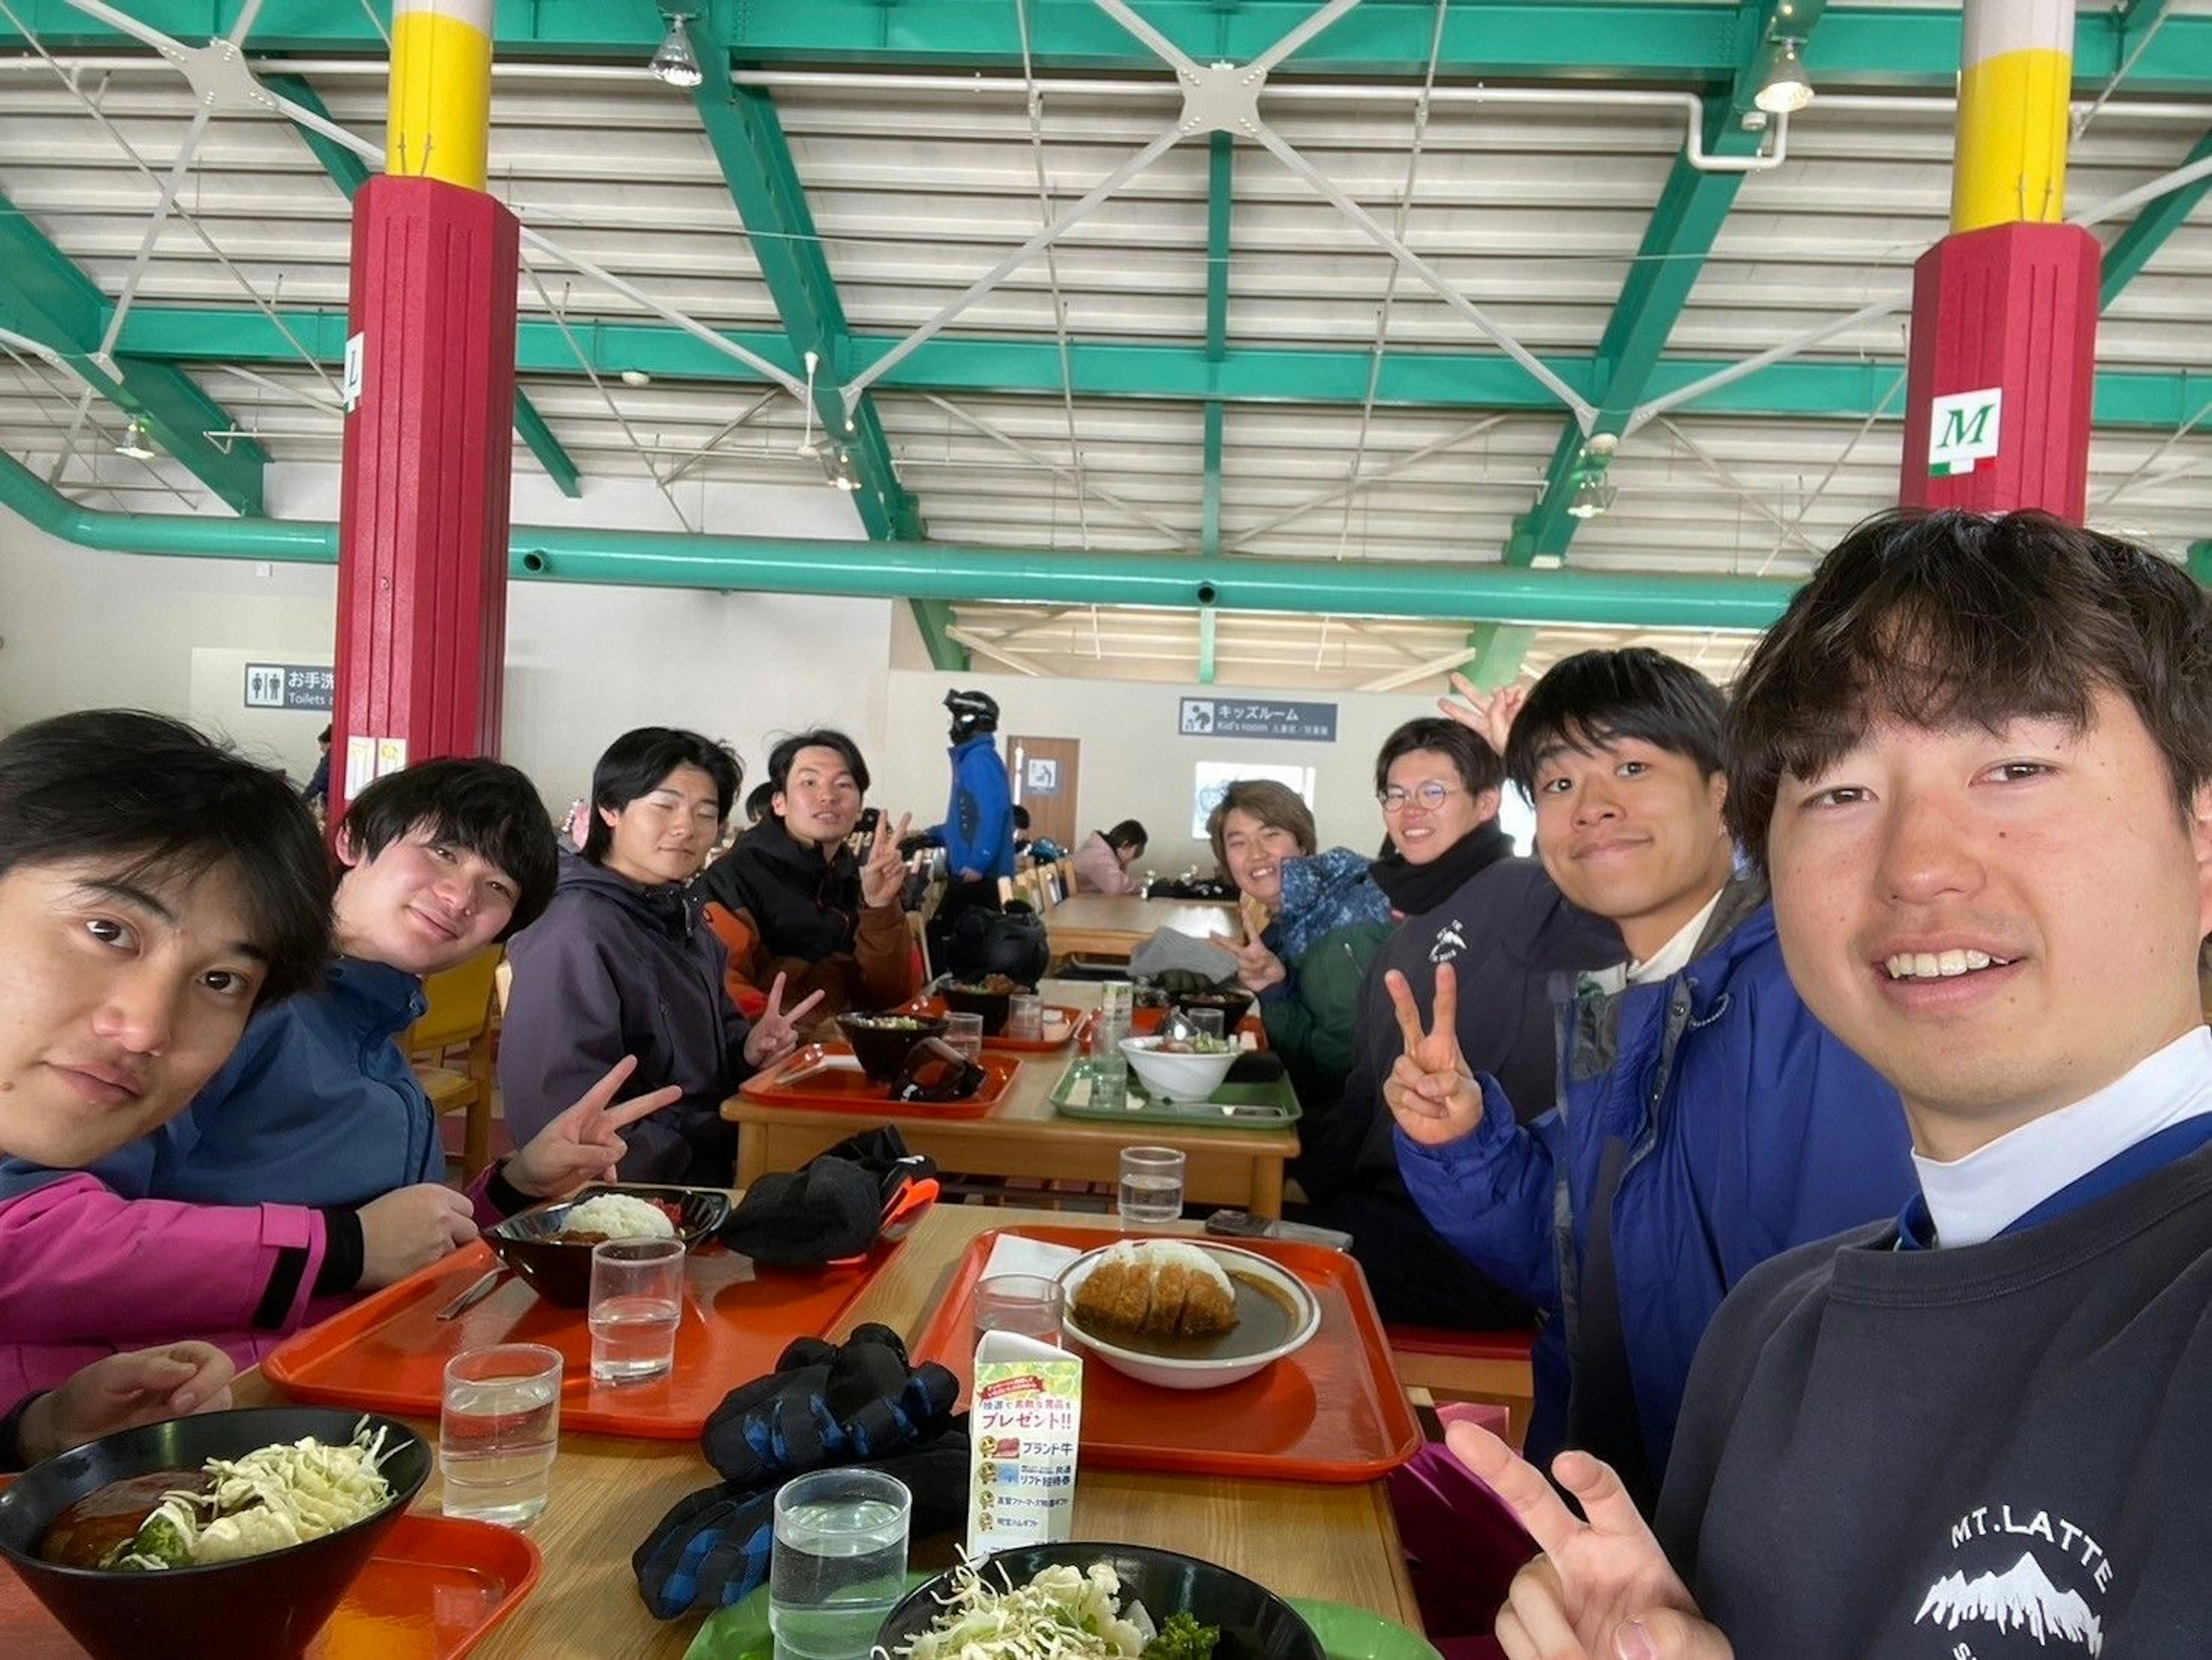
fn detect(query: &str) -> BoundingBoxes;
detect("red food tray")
[264,1236,897,1438]
[0,1511,539,1658]
[737,1045,1018,1118]
[911,1226,1419,1483]
[907,997,1090,1054]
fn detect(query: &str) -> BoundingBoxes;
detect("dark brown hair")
[1374,716,1505,801]
[1726,508,2212,868]
[1206,780,1317,877]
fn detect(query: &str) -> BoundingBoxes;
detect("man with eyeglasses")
[699,729,918,1031]
[1385,651,1913,1509]
[1289,716,1621,1329]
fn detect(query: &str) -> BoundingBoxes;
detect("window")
[1191,762,1317,841]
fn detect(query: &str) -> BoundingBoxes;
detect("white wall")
[0,467,896,808]
[873,668,1455,878]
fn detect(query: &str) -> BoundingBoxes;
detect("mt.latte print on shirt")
[1912,1503,2113,1657]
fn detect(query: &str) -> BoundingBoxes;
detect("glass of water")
[1005,993,1045,1043]
[944,1012,986,1062]
[589,1238,685,1384]
[1118,1144,1187,1226]
[440,1343,562,1528]
[770,1468,912,1660]
[972,1273,1066,1352]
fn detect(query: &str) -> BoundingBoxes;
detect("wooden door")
[1008,735,1081,853]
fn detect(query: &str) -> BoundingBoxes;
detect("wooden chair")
[1386,1323,1537,1449]
[407,945,505,1181]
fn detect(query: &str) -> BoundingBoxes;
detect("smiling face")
[0,857,268,1167]
[1380,748,1497,867]
[599,765,725,886]
[1219,808,1306,911]
[1532,733,1735,961]
[1768,691,2212,1160]
[333,824,518,977]
[775,744,866,851]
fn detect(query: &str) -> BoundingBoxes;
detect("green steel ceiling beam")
[1513,2,1822,568]
[0,192,263,513]
[3,6,2210,89]
[2100,128,2212,308]
[1200,133,1233,559]
[260,73,581,497]
[110,307,2211,430]
[1198,605,1218,685]
[0,445,1820,630]
[1460,625,1538,691]
[908,599,968,671]
[682,38,942,657]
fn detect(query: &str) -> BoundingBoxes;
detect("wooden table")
[241,1205,1420,1658]
[725,983,1298,1215]
[1046,895,1239,959]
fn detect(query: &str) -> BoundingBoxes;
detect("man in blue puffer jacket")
[1385,651,1915,1510]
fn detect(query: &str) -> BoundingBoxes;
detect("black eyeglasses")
[891,1037,988,1104]
[1377,781,1464,813]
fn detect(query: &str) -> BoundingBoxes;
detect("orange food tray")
[908,997,1090,1054]
[737,1046,1018,1118]
[264,1237,897,1438]
[911,1226,1419,1483]
[1,1511,539,1658]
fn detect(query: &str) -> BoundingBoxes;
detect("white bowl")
[1119,1035,1238,1103]
[1055,1241,1321,1390]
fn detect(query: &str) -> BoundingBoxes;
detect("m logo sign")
[1929,387,2002,478]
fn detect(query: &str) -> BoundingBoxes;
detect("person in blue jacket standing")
[929,689,1015,931]
[1383,650,1916,1508]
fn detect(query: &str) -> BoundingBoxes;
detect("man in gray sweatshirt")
[1427,508,2212,1660]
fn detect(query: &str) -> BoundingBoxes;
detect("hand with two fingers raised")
[1380,960,1486,1145]
[1446,1421,1734,1660]
[743,972,827,1069]
[504,1052,684,1200]
[1438,672,1528,759]
[860,812,914,910]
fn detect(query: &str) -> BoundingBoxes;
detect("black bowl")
[877,1542,1323,1660]
[0,1406,430,1660]
[484,1182,730,1307]
[1168,988,1256,1035]
[942,981,1024,1036]
[835,1012,950,1083]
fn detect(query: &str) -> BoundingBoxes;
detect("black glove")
[700,1324,958,1486]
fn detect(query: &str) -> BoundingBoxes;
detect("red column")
[331,174,518,816]
[1898,222,2100,520]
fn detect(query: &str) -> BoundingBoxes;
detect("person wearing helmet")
[927,690,1016,931]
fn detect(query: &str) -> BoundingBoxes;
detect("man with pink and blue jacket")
[0,758,683,1397]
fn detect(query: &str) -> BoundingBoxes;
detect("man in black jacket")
[1450,510,2212,1660]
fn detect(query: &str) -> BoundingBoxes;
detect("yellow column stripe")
[1953,46,2072,230]
[388,7,493,192]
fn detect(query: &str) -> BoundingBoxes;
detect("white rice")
[561,1193,677,1239]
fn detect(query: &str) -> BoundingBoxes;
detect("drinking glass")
[1184,1008,1226,1043]
[1005,993,1046,1043]
[769,1469,913,1660]
[1094,981,1135,1049]
[1081,1026,1127,1110]
[589,1238,685,1384]
[972,1273,1065,1352]
[440,1343,562,1527]
[944,1012,985,1062]
[1118,1144,1187,1226]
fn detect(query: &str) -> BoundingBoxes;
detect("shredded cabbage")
[889,1560,1159,1660]
[104,1419,397,1571]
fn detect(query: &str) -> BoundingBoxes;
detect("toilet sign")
[1928,387,2002,477]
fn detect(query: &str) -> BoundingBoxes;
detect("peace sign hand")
[1380,961,1485,1145]
[1446,1423,1730,1660]
[1438,673,1527,758]
[744,971,828,1067]
[1228,894,1287,992]
[861,811,914,909]
[505,1053,684,1198]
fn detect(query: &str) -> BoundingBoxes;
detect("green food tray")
[1048,1061,1302,1128]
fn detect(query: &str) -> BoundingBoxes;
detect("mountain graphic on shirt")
[1914,1551,2104,1655]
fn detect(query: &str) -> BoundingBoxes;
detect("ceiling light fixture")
[649,14,702,89]
[1566,475,1613,520]
[115,417,158,460]
[830,450,861,493]
[1755,38,1814,116]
